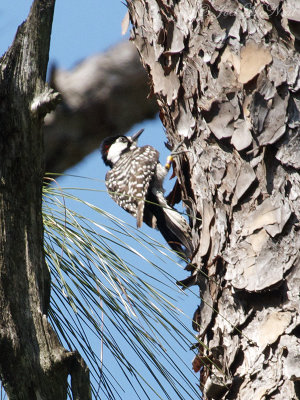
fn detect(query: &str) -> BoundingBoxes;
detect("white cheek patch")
[107,142,128,164]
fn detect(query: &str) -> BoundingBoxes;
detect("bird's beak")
[131,128,144,142]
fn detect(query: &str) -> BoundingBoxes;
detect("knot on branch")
[31,86,61,117]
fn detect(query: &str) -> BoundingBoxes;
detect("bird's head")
[100,129,144,167]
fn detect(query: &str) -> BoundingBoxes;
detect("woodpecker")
[100,129,193,258]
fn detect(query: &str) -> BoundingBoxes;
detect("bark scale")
[128,0,300,398]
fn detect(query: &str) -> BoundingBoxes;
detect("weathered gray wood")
[0,1,91,398]
[127,0,300,398]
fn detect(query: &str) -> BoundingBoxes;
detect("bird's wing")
[106,146,159,226]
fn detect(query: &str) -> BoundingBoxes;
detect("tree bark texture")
[128,0,300,399]
[0,1,90,398]
[45,41,157,174]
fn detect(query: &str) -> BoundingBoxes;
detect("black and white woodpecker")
[100,129,193,259]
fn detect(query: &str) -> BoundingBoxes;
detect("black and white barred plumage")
[100,129,193,258]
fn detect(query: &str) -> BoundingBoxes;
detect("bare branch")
[44,41,158,173]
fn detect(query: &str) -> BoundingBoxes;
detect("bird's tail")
[144,191,193,259]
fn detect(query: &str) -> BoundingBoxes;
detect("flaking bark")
[127,0,300,398]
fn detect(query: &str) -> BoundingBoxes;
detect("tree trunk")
[0,1,90,398]
[127,0,300,398]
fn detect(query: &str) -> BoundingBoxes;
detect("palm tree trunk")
[127,0,300,398]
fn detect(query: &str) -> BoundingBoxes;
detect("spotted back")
[105,145,159,225]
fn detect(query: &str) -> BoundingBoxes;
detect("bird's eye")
[117,136,128,143]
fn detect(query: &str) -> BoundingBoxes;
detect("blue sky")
[0,2,200,398]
